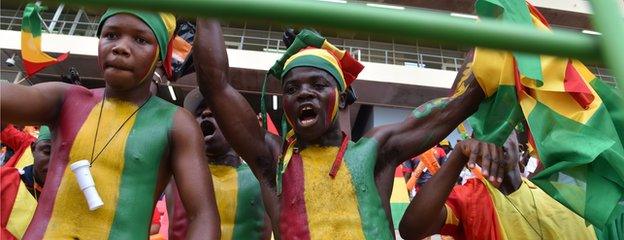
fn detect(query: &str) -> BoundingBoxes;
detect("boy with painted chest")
[1,9,220,239]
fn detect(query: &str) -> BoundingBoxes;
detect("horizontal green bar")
[59,0,602,62]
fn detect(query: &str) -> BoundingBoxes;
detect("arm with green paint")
[369,50,501,180]
[193,19,279,186]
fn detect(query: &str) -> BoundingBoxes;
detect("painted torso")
[210,163,268,240]
[24,86,178,240]
[279,137,393,240]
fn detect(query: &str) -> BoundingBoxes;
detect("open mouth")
[297,105,318,127]
[201,120,216,140]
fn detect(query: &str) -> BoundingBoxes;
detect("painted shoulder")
[345,137,380,159]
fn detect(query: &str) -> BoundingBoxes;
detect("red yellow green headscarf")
[97,8,177,79]
[269,29,363,93]
[260,29,364,135]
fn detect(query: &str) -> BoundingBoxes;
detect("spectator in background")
[400,136,598,240]
[402,156,420,183]
[21,126,52,197]
[1,126,51,239]
[168,89,272,240]
[406,141,450,197]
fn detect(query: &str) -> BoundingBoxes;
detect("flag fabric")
[20,3,68,77]
[441,178,598,239]
[1,124,36,168]
[468,0,624,232]
[390,167,410,229]
[1,167,38,240]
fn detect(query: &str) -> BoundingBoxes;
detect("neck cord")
[90,93,152,167]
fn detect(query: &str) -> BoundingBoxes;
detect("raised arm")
[370,50,484,169]
[193,19,278,183]
[1,82,70,126]
[170,109,220,239]
[399,139,502,240]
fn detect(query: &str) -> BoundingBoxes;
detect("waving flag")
[468,0,624,234]
[21,3,68,76]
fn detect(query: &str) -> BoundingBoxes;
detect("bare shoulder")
[32,81,75,97]
[170,106,201,138]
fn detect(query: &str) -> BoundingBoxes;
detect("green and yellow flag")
[468,0,624,234]
[21,3,68,76]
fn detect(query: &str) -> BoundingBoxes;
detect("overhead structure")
[55,0,623,92]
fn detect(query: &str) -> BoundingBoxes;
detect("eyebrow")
[102,24,152,36]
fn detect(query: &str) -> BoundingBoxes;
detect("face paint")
[325,88,340,128]
[139,46,160,85]
[283,98,296,129]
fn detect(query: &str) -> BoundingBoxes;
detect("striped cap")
[269,29,363,92]
[97,8,177,79]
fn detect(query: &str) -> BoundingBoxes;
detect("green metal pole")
[60,0,602,61]
[587,0,624,90]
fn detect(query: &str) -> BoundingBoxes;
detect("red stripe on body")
[279,154,311,239]
[24,87,102,239]
[325,89,337,129]
[564,60,594,109]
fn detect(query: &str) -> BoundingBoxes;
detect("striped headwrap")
[97,8,177,79]
[269,29,363,92]
[260,29,364,136]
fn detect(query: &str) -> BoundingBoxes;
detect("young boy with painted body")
[1,9,220,239]
[193,20,497,239]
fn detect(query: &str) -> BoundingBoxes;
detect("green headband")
[38,125,51,142]
[98,8,171,61]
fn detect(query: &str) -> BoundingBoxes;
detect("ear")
[338,91,347,109]
[152,62,165,83]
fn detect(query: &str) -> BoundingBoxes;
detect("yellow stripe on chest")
[210,164,239,240]
[44,99,138,240]
[299,146,365,239]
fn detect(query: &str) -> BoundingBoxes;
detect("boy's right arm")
[1,82,70,126]
[399,139,504,240]
[193,19,278,184]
